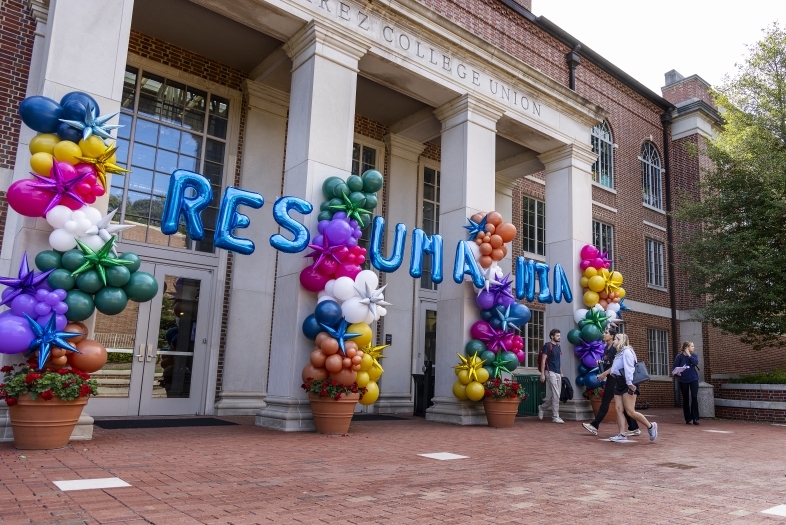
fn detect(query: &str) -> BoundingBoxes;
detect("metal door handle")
[135,344,145,362]
[145,344,154,362]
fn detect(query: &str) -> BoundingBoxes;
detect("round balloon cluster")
[467,211,517,269]
[299,213,367,291]
[579,245,625,312]
[317,170,384,227]
[575,362,602,390]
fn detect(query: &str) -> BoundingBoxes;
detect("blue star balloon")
[617,298,631,319]
[463,214,487,241]
[319,319,360,356]
[59,101,122,143]
[23,314,81,370]
[0,252,53,306]
[495,304,523,333]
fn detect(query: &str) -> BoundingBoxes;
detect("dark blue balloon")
[575,374,586,387]
[165,327,179,345]
[509,302,531,325]
[577,364,589,376]
[61,99,88,121]
[56,121,83,143]
[584,373,602,390]
[19,96,63,133]
[489,316,503,330]
[302,314,322,340]
[60,91,100,115]
[480,308,495,322]
[314,300,342,328]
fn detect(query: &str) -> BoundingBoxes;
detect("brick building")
[0,0,783,433]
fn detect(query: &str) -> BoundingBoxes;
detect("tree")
[676,23,786,350]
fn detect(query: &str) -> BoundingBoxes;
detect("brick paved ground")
[1,408,785,525]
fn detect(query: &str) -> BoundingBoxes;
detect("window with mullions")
[646,238,665,288]
[111,66,230,253]
[352,142,377,269]
[641,142,663,210]
[591,121,613,188]
[525,310,544,368]
[648,328,669,377]
[420,166,441,290]
[522,197,545,256]
[592,221,614,269]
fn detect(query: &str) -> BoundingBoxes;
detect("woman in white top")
[607,333,658,443]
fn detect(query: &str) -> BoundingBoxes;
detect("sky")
[535,0,782,95]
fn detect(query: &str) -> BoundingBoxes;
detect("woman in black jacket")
[673,341,700,424]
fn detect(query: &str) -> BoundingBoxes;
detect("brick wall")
[662,77,715,107]
[716,386,786,423]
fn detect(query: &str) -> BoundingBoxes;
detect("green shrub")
[106,352,133,364]
[729,369,786,384]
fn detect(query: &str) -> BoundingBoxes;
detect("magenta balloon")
[579,259,592,271]
[315,258,338,277]
[515,349,526,364]
[580,245,599,260]
[0,313,35,354]
[511,334,524,350]
[74,163,97,178]
[334,262,361,280]
[591,257,605,270]
[7,179,83,217]
[52,161,77,181]
[299,265,329,293]
[324,219,352,246]
[470,320,493,341]
[333,246,349,262]
[10,294,38,317]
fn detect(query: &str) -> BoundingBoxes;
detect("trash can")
[514,374,545,416]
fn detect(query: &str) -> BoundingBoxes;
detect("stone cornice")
[26,0,49,24]
[433,94,505,134]
[242,79,289,118]
[285,20,368,72]
[384,133,426,162]
[537,143,596,170]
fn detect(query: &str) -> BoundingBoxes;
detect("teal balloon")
[332,182,350,199]
[500,351,519,372]
[580,324,603,342]
[483,365,495,379]
[465,339,487,357]
[328,197,343,209]
[118,252,141,273]
[363,193,378,209]
[480,350,496,365]
[123,271,159,302]
[76,270,103,294]
[346,175,364,192]
[361,169,384,192]
[105,265,131,287]
[322,176,343,200]
[567,328,582,346]
[578,319,588,329]
[359,213,371,228]
[319,200,331,212]
[95,287,128,315]
[47,268,75,291]
[60,249,86,272]
[348,191,366,207]
[317,211,333,222]
[64,290,94,321]
[35,250,62,271]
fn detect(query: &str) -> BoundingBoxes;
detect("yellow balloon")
[457,369,471,385]
[465,381,485,401]
[367,364,383,382]
[476,367,490,383]
[29,133,59,155]
[359,381,379,405]
[356,370,370,387]
[78,135,106,158]
[359,353,373,372]
[452,381,468,400]
[588,275,606,293]
[580,276,589,288]
[617,287,626,299]
[348,323,372,348]
[584,267,598,278]
[583,290,599,307]
[53,140,82,165]
[30,152,54,176]
[611,271,623,284]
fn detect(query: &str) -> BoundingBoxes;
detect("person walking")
[673,341,700,425]
[538,329,564,424]
[581,328,639,436]
[607,333,658,443]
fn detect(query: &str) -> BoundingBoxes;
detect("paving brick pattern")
[1,409,786,524]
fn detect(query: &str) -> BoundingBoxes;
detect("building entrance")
[87,264,213,417]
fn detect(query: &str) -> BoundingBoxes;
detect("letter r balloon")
[160,170,212,239]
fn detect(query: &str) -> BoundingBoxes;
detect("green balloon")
[361,169,384,192]
[124,271,159,303]
[118,252,141,273]
[106,265,131,287]
[347,175,364,192]
[358,213,372,228]
[328,197,343,209]
[47,269,75,291]
[348,191,366,207]
[580,324,603,343]
[319,200,331,212]
[480,350,496,365]
[465,339,487,357]
[567,328,582,346]
[35,250,62,271]
[64,290,95,321]
[61,249,86,272]
[76,270,104,294]
[95,287,128,315]
[332,183,350,199]
[483,365,495,379]
[363,193,378,209]
[317,211,333,222]
[578,319,588,329]
[501,351,519,371]
[322,176,344,200]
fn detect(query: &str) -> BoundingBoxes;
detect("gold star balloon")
[601,268,623,294]
[75,141,129,190]
[362,342,389,373]
[453,352,487,382]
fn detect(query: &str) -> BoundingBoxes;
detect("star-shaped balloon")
[59,102,122,143]
[600,268,623,294]
[495,304,523,332]
[585,308,612,331]
[464,214,487,241]
[319,319,360,356]
[70,237,133,286]
[355,282,391,320]
[362,342,389,373]
[304,233,344,270]
[487,273,514,304]
[475,326,510,353]
[477,266,502,295]
[94,209,135,255]
[599,249,614,266]
[75,141,129,189]
[617,298,631,319]
[490,351,516,379]
[453,352,486,382]
[329,191,372,227]
[0,253,53,307]
[29,162,89,214]
[23,314,81,370]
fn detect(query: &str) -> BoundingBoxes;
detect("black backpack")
[560,376,573,403]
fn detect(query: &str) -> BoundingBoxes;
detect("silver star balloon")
[95,209,135,255]
[477,266,502,295]
[355,282,392,320]
[59,102,122,143]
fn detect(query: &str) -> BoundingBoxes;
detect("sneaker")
[552,417,564,424]
[625,429,641,436]
[693,420,700,425]
[609,434,628,442]
[582,423,598,435]
[648,422,658,441]
[538,405,544,420]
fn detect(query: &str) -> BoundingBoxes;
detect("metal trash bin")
[514,374,545,416]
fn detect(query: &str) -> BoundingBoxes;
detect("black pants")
[591,374,638,430]
[680,380,700,422]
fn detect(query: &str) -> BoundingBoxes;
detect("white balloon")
[376,306,387,318]
[606,310,617,320]
[72,210,85,221]
[593,304,605,312]
[64,220,78,233]
[83,206,102,225]
[317,295,334,304]
[491,263,503,279]
[341,296,368,323]
[333,276,357,301]
[78,234,105,252]
[49,229,77,252]
[354,270,378,291]
[574,309,588,324]
[324,279,336,298]
[76,218,92,235]
[606,302,620,313]
[45,205,73,229]
[363,310,376,324]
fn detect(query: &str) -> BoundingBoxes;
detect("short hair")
[607,327,618,338]
[549,328,560,338]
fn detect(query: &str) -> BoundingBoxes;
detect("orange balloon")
[487,211,503,226]
[64,322,88,344]
[475,237,483,245]
[479,243,492,256]
[345,341,358,354]
[325,354,343,373]
[67,339,107,373]
[345,348,357,358]
[471,213,485,223]
[351,355,362,365]
[491,248,504,261]
[356,350,364,358]
[479,255,493,268]
[48,355,68,368]
[484,223,496,234]
[329,368,357,386]
[351,364,361,372]
[310,349,327,368]
[321,337,339,355]
[302,364,328,382]
[315,332,328,347]
[500,244,508,257]
[489,235,503,248]
[599,299,609,309]
[612,297,620,303]
[50,348,67,358]
[496,222,517,243]
[342,357,352,368]
[598,291,608,299]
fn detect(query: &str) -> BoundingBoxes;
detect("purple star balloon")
[488,273,515,307]
[0,252,53,307]
[29,161,89,215]
[304,233,345,271]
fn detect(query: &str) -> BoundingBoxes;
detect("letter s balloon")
[269,196,313,253]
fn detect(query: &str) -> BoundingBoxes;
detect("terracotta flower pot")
[483,397,521,428]
[590,398,618,423]
[308,393,359,435]
[8,394,88,450]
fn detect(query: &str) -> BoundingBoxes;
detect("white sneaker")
[582,423,598,435]
[537,405,544,420]
[609,434,629,442]
[625,429,641,437]
[552,417,564,424]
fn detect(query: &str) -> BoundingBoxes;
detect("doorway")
[413,303,437,417]
[88,264,213,416]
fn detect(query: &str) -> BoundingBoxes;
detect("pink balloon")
[6,179,83,217]
[334,262,361,280]
[52,161,77,181]
[92,184,106,197]
[580,245,600,260]
[515,350,526,364]
[579,259,592,271]
[74,163,96,179]
[470,320,493,341]
[591,257,605,270]
[315,258,338,277]
[299,265,329,292]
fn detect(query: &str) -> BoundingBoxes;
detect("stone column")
[426,95,503,425]
[538,143,596,421]
[256,22,366,431]
[375,134,426,414]
[215,81,289,415]
[494,177,515,276]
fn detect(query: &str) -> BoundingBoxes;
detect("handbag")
[632,361,650,385]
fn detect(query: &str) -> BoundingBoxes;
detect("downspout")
[660,111,680,407]
[565,44,581,90]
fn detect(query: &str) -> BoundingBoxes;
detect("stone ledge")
[714,398,786,410]
[720,383,786,391]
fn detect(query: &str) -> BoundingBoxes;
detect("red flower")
[79,384,90,397]
[1,365,13,373]
[40,390,54,401]
[24,373,41,384]
[5,397,18,407]
[57,368,70,375]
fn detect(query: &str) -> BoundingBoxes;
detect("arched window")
[591,121,613,187]
[641,142,662,209]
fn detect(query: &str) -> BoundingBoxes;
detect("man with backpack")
[538,328,564,424]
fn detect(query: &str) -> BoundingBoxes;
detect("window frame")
[645,238,666,290]
[521,195,546,259]
[592,220,614,271]
[351,134,385,271]
[417,157,441,295]
[591,121,614,188]
[647,328,669,377]
[640,142,663,210]
[522,309,545,370]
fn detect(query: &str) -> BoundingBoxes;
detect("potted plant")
[0,364,97,449]
[482,377,526,428]
[584,386,617,423]
[302,377,367,435]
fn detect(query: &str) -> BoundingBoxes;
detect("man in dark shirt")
[538,329,563,423]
